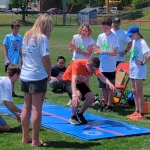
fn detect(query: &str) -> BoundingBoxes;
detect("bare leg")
[135,80,144,114]
[21,92,32,143]
[107,87,114,106]
[103,88,108,105]
[131,80,139,112]
[79,92,94,113]
[31,93,45,146]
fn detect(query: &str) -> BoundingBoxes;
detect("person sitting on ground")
[50,56,67,92]
[62,57,115,125]
[0,64,21,132]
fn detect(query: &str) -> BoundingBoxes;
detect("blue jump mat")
[1,102,150,140]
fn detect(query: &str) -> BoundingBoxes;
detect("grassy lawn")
[0,24,150,150]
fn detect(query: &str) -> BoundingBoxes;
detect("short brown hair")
[78,24,93,36]
[11,21,20,29]
[101,17,112,26]
[7,65,21,77]
[88,57,100,68]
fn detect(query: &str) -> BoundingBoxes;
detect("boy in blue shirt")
[3,21,22,97]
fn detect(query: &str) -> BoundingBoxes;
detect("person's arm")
[96,73,115,91]
[76,44,94,57]
[3,101,21,122]
[4,45,10,65]
[141,51,150,65]
[93,46,118,56]
[69,38,75,52]
[42,55,51,81]
[71,75,80,107]
[119,41,132,57]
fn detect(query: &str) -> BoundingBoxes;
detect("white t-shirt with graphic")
[96,32,118,72]
[20,34,50,81]
[130,38,150,79]
[72,34,95,60]
[111,28,132,61]
[0,77,12,105]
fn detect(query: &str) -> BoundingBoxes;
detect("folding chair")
[114,62,130,104]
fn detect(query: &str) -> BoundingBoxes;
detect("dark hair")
[101,17,112,26]
[7,64,21,77]
[11,21,20,29]
[57,56,66,62]
[89,57,100,68]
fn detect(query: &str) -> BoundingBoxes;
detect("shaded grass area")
[0,25,150,150]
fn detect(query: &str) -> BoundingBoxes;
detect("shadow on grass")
[45,141,101,148]
[113,105,135,116]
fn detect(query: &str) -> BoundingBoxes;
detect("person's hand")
[135,60,142,65]
[75,47,82,53]
[72,96,80,107]
[108,83,115,92]
[51,77,58,82]
[16,114,21,123]
[119,52,126,57]
[6,59,10,65]
[70,42,75,50]
[93,46,103,54]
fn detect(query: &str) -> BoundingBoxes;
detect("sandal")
[32,141,48,147]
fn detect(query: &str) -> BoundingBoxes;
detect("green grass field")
[1,23,150,150]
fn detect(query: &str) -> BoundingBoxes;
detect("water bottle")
[144,98,149,114]
[100,54,109,59]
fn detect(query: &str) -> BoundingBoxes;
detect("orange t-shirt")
[62,59,101,83]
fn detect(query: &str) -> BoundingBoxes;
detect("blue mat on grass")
[0,102,150,140]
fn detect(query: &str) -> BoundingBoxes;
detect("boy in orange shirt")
[62,57,115,125]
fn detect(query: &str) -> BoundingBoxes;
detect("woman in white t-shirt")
[20,14,53,147]
[126,26,150,120]
[69,24,95,61]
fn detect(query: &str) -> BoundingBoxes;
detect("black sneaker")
[77,112,87,124]
[102,106,113,112]
[12,91,18,97]
[68,115,81,125]
[99,104,107,112]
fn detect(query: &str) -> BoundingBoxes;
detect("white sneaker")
[67,99,72,107]
[68,116,81,125]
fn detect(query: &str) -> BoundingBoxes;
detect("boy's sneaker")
[102,106,113,112]
[99,104,107,112]
[77,112,87,124]
[68,115,81,125]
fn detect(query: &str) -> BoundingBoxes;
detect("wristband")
[72,94,78,97]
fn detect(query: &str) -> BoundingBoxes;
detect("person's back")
[0,64,21,132]
[0,76,12,105]
[21,34,49,81]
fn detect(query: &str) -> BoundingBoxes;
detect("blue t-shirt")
[3,33,22,65]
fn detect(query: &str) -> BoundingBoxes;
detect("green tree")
[131,0,145,9]
[10,0,30,23]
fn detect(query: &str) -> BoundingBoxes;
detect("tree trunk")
[22,13,26,23]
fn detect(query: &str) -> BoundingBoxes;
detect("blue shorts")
[0,115,7,126]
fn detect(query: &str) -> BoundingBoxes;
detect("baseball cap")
[112,18,121,23]
[126,25,139,37]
